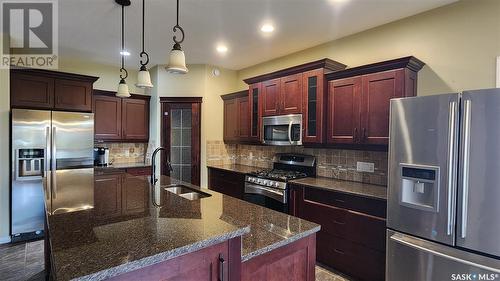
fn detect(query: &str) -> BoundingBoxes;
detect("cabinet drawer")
[317,233,385,281]
[303,186,386,218]
[125,167,151,176]
[299,197,386,251]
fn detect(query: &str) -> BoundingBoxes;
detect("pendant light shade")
[166,0,188,74]
[136,0,154,88]
[116,0,130,98]
[167,43,188,74]
[136,65,153,88]
[117,78,131,98]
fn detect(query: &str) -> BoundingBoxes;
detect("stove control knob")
[257,179,263,184]
[267,181,273,187]
[263,180,269,185]
[274,182,280,188]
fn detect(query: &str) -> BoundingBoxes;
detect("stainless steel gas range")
[244,153,316,213]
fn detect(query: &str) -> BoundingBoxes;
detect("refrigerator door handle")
[45,126,50,178]
[446,101,457,235]
[52,126,57,199]
[390,232,500,274]
[461,99,472,239]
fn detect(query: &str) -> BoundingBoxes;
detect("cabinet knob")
[362,128,367,141]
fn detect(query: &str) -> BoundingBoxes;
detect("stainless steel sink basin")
[179,192,210,200]
[163,184,211,200]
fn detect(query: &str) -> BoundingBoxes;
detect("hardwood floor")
[0,240,44,281]
[0,241,352,281]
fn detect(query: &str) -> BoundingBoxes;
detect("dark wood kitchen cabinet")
[207,167,245,199]
[261,78,281,116]
[280,74,303,115]
[290,184,387,281]
[122,98,149,141]
[222,90,250,143]
[93,90,150,142]
[10,68,98,112]
[326,57,424,146]
[327,76,362,144]
[94,173,122,219]
[302,69,327,144]
[249,83,262,141]
[108,237,240,281]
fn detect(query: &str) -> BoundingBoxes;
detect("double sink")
[163,184,212,200]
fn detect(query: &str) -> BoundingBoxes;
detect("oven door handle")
[245,183,286,204]
[288,121,293,144]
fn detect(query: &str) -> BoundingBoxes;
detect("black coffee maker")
[94,147,110,166]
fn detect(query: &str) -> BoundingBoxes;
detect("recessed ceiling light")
[216,45,228,54]
[120,50,130,56]
[261,24,274,33]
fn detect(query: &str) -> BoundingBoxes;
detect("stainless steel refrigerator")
[11,109,94,242]
[387,89,500,280]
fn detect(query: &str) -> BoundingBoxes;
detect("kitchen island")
[43,168,320,280]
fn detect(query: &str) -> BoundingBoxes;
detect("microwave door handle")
[288,121,293,144]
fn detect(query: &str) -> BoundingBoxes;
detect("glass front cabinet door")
[249,83,261,142]
[302,69,325,143]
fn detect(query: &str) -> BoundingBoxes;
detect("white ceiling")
[58,0,457,70]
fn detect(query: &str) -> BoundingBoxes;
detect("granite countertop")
[94,162,151,170]
[44,168,320,280]
[290,177,387,200]
[207,163,260,174]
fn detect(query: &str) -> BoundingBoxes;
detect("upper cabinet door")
[223,98,238,142]
[237,96,250,139]
[249,83,261,140]
[302,69,325,144]
[327,76,362,144]
[54,79,93,112]
[360,69,404,145]
[94,95,122,141]
[280,74,303,115]
[122,98,150,141]
[10,73,55,109]
[262,78,280,116]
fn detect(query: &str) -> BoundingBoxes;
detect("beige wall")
[0,33,10,243]
[58,58,144,94]
[237,0,500,96]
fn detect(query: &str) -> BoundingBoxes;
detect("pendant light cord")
[140,0,149,66]
[120,3,128,79]
[172,0,185,45]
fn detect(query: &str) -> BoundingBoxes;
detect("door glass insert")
[252,88,259,136]
[170,109,192,183]
[307,76,317,136]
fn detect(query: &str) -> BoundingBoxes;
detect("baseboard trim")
[0,236,11,244]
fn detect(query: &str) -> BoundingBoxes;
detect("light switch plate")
[357,161,375,173]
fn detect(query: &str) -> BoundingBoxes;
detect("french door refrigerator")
[11,109,94,242]
[387,89,500,280]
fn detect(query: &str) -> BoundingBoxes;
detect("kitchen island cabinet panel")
[242,235,316,281]
[208,167,245,199]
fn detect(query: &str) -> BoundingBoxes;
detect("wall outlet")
[357,161,375,173]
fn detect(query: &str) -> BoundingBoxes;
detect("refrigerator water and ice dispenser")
[16,149,45,179]
[399,164,440,212]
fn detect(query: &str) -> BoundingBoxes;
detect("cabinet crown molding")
[325,56,425,81]
[221,90,248,100]
[94,89,151,100]
[11,67,99,83]
[243,58,347,85]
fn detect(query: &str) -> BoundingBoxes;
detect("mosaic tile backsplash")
[95,143,148,164]
[207,140,388,186]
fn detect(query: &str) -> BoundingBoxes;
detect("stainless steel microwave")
[262,114,302,145]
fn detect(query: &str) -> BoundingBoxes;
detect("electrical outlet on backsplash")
[206,140,388,186]
[95,143,148,164]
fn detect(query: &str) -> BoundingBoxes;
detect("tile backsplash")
[207,140,388,186]
[95,143,148,164]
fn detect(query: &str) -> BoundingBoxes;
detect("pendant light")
[116,0,131,98]
[166,0,188,74]
[136,0,154,88]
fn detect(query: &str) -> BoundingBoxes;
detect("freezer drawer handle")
[446,101,457,236]
[390,233,500,274]
[461,99,472,238]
